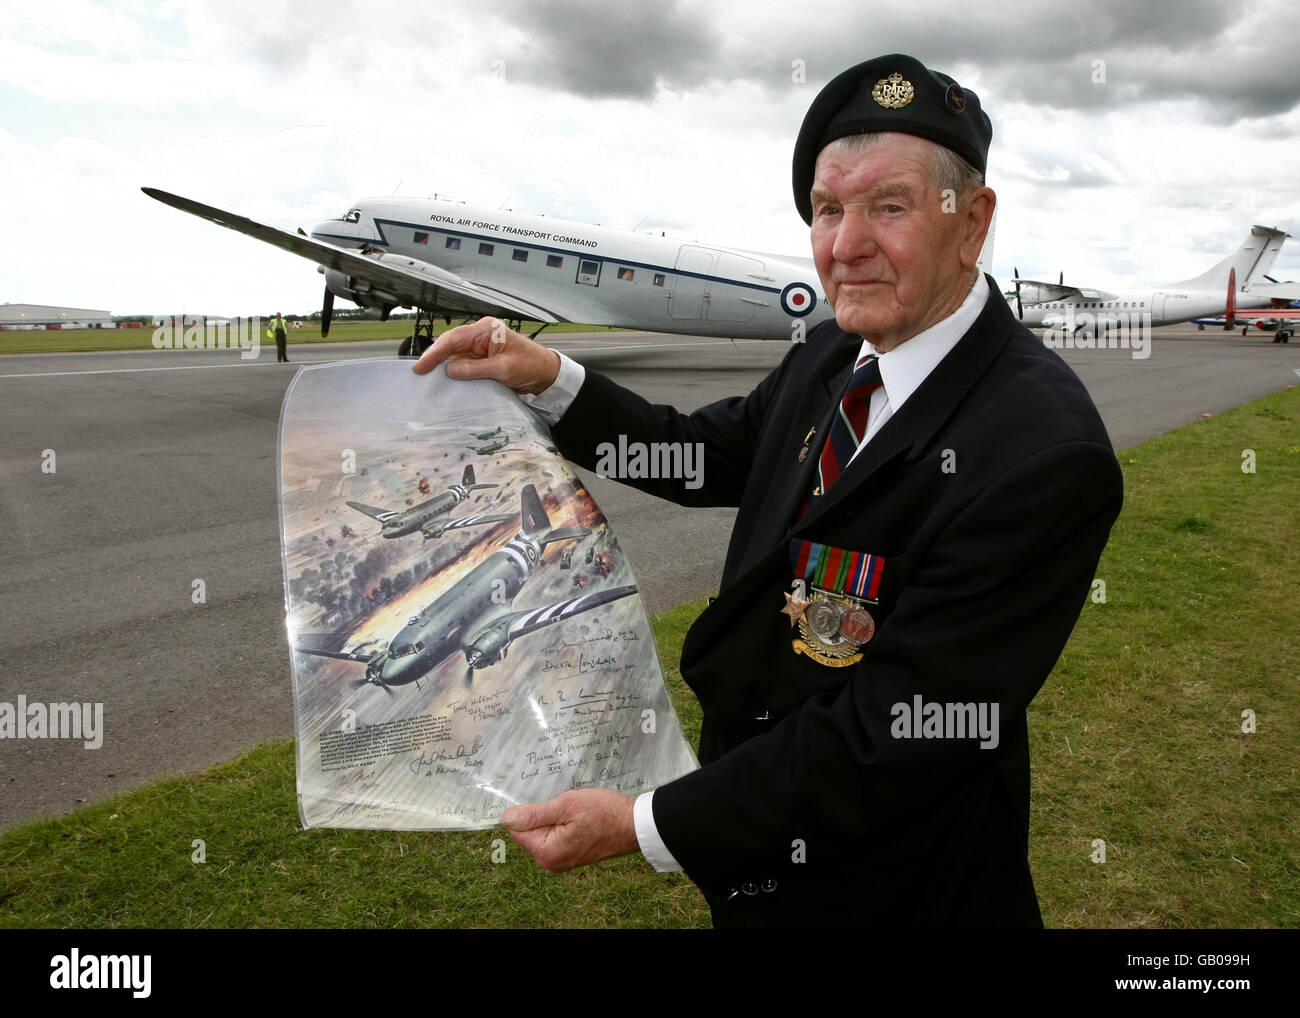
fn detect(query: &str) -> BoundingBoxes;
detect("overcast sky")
[3,0,1299,317]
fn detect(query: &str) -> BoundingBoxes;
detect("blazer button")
[761,878,778,893]
[725,887,740,901]
[742,882,759,896]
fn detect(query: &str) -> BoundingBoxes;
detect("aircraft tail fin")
[461,463,498,492]
[520,484,551,537]
[520,483,590,546]
[1167,225,1290,292]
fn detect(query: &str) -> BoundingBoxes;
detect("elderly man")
[414,54,1123,928]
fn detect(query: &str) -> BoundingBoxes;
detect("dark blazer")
[552,276,1123,928]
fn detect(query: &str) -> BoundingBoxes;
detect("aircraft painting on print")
[345,463,507,540]
[279,360,697,830]
[143,186,840,353]
[1006,224,1291,335]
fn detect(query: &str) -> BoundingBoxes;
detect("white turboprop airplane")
[143,187,998,353]
[1004,225,1290,336]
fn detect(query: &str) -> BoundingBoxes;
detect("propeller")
[321,287,335,338]
[1013,267,1023,321]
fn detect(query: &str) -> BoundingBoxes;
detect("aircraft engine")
[322,269,399,318]
[462,620,512,669]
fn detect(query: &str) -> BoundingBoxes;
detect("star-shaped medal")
[781,590,811,627]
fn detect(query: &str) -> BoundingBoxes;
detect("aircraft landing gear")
[1274,330,1290,344]
[398,307,437,357]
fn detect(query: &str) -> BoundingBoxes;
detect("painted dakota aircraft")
[1005,225,1290,333]
[297,483,635,693]
[466,436,514,456]
[346,464,503,540]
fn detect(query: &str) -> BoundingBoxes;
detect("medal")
[787,540,885,668]
[781,580,811,626]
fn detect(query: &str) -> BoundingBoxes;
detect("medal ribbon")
[789,540,884,600]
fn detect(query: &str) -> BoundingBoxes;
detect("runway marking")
[0,340,757,378]
[0,361,292,380]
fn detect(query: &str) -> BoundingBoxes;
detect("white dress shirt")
[520,272,989,872]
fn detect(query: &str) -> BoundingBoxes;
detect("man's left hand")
[501,789,639,872]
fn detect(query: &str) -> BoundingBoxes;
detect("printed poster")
[279,359,698,829]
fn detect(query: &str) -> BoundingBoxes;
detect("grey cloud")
[491,0,722,98]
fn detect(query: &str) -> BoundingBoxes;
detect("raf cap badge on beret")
[872,72,914,109]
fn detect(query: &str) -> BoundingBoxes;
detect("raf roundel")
[781,282,817,318]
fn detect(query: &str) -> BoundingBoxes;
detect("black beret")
[792,54,992,224]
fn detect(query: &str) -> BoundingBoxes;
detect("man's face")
[809,133,978,351]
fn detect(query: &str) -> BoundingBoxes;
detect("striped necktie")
[816,354,882,495]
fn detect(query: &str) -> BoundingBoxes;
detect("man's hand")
[501,789,639,873]
[411,316,561,395]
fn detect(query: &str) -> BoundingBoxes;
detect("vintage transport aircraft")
[345,464,508,541]
[143,186,847,353]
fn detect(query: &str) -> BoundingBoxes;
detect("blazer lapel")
[739,328,859,561]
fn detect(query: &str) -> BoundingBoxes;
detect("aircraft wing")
[505,585,639,641]
[142,187,560,323]
[293,637,380,663]
[1012,280,1110,305]
[345,500,400,522]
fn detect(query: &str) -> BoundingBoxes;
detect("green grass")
[1029,389,1300,928]
[1,388,1297,928]
[0,320,624,355]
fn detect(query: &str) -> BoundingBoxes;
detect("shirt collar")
[858,272,989,414]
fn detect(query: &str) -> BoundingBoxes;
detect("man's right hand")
[411,317,561,395]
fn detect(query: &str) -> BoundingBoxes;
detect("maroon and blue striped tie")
[817,354,882,495]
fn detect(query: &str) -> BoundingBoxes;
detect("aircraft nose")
[310,216,366,247]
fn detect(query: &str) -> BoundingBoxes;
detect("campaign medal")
[787,540,884,668]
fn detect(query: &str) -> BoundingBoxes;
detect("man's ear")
[960,187,996,271]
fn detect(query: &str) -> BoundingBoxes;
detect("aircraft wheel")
[398,336,414,357]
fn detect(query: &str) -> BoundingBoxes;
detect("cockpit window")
[343,209,361,224]
[391,642,415,658]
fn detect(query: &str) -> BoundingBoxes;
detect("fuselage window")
[513,249,528,263]
[446,237,461,250]
[479,243,494,256]
[547,255,563,268]
[343,210,360,224]
[653,273,665,286]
